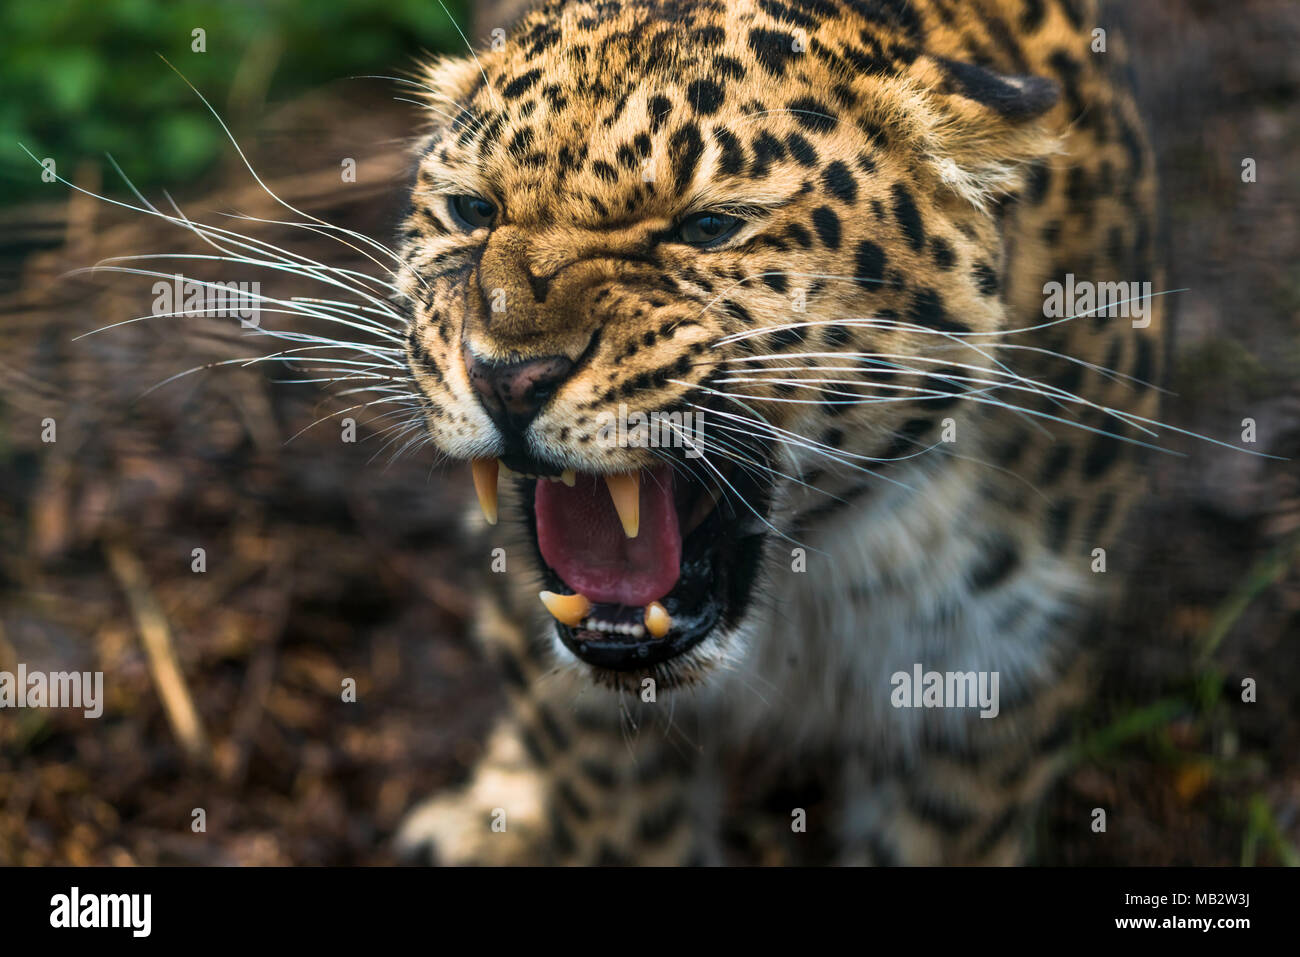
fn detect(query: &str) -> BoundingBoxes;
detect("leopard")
[392,0,1164,865]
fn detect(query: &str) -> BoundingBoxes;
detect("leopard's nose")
[464,346,574,434]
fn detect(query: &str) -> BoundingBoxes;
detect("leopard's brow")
[686,188,801,216]
[419,166,494,199]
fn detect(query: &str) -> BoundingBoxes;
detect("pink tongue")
[535,466,680,606]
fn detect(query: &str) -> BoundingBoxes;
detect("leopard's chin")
[506,454,771,686]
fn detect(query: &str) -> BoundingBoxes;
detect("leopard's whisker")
[434,0,504,111]
[713,285,1188,344]
[653,420,828,502]
[710,357,1084,431]
[419,89,490,138]
[342,399,424,431]
[656,431,806,549]
[22,144,381,298]
[66,265,407,355]
[76,155,421,319]
[703,297,1046,417]
[288,299,407,337]
[330,381,422,398]
[694,404,939,474]
[156,55,411,268]
[70,304,406,369]
[155,183,420,299]
[284,394,433,446]
[216,210,418,295]
[76,307,409,375]
[932,341,1164,392]
[714,311,1050,405]
[714,362,1123,420]
[416,101,489,135]
[674,392,923,487]
[261,358,411,381]
[712,374,1009,406]
[83,253,406,338]
[154,226,408,302]
[368,417,432,466]
[715,317,1161,393]
[643,400,817,541]
[700,380,1187,459]
[352,74,440,96]
[713,362,1176,442]
[714,347,1163,434]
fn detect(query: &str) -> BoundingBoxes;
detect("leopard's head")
[397,0,1060,689]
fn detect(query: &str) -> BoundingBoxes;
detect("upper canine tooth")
[604,471,640,538]
[470,459,499,525]
[561,468,576,487]
[644,602,671,638]
[539,591,591,627]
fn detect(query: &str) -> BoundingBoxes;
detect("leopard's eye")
[449,194,497,230]
[674,211,743,246]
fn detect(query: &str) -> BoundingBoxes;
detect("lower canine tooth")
[604,471,640,538]
[539,591,591,627]
[644,602,671,638]
[470,459,499,525]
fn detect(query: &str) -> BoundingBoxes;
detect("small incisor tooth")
[539,591,591,627]
[604,471,640,538]
[644,601,671,638]
[470,458,499,525]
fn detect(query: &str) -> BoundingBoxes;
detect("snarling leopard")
[394,0,1163,865]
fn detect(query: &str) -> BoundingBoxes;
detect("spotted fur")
[395,0,1163,865]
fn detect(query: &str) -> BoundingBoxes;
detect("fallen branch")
[104,538,211,767]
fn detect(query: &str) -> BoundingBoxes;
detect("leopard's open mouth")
[477,452,769,678]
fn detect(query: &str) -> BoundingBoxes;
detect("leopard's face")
[397,0,1060,688]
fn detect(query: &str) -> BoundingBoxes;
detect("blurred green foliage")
[2,0,471,205]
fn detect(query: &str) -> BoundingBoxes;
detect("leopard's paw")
[395,724,547,866]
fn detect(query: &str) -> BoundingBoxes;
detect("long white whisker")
[155,55,409,267]
[82,254,406,341]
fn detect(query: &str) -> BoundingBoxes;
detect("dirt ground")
[1,0,1297,865]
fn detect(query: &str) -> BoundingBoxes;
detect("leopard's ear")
[859,58,1062,211]
[932,58,1060,121]
[921,58,1062,210]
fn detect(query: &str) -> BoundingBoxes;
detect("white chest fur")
[711,456,1093,758]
